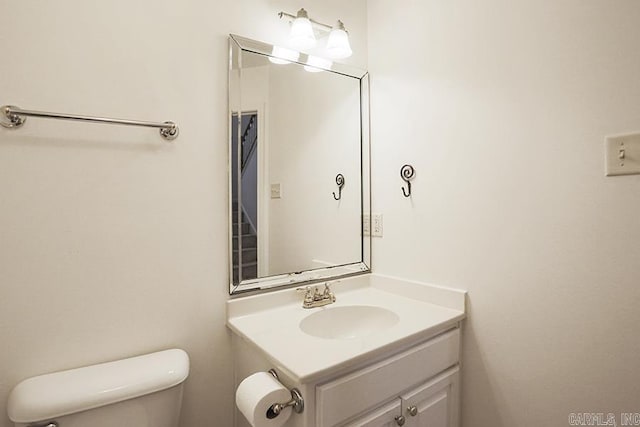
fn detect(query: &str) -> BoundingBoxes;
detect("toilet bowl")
[7,349,189,427]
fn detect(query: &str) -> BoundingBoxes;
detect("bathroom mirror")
[229,34,370,294]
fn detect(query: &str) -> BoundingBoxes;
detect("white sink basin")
[299,305,400,339]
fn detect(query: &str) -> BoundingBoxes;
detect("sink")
[299,305,400,339]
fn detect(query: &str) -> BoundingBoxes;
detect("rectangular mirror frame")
[228,35,371,295]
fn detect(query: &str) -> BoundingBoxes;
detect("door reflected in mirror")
[229,35,370,294]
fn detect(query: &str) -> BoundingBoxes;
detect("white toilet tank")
[7,349,189,427]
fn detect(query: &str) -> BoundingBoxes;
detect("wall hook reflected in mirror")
[400,164,415,197]
[333,174,345,200]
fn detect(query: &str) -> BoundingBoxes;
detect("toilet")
[7,349,189,427]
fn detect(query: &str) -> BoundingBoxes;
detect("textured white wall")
[0,1,367,427]
[367,1,640,426]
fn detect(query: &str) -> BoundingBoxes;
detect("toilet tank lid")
[7,348,190,423]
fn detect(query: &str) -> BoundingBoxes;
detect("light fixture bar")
[278,11,333,32]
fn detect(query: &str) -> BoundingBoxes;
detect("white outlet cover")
[363,214,370,236]
[270,183,282,198]
[605,133,640,176]
[372,213,383,237]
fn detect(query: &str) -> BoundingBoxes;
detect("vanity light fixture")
[287,8,316,50]
[278,9,353,59]
[326,21,353,59]
[268,46,300,64]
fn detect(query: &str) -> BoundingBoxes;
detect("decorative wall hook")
[400,164,415,197]
[333,174,345,200]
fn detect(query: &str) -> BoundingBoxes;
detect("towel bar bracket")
[1,105,26,129]
[159,121,179,140]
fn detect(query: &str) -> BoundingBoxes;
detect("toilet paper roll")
[236,372,293,427]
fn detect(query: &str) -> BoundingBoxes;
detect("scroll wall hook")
[333,174,345,200]
[400,164,415,197]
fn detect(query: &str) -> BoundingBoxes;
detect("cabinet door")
[400,367,459,427]
[343,400,403,427]
[316,329,460,426]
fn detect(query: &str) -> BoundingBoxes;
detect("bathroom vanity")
[228,274,466,427]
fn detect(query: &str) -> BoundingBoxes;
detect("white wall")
[0,2,367,427]
[367,1,640,426]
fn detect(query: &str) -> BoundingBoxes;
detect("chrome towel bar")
[1,105,179,141]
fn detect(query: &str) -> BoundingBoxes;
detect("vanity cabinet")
[399,367,459,427]
[315,329,460,427]
[344,367,459,427]
[344,401,402,427]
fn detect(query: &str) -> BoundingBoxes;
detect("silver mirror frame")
[228,34,371,295]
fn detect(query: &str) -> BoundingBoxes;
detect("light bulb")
[304,56,332,73]
[326,21,353,59]
[269,46,300,65]
[289,8,316,51]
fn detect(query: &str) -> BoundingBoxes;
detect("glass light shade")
[304,55,333,73]
[326,27,353,59]
[289,16,316,50]
[268,46,300,65]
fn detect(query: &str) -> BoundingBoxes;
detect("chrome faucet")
[297,283,336,309]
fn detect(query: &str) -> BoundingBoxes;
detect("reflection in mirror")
[229,35,370,294]
[231,111,259,281]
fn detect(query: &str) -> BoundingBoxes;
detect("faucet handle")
[323,283,336,302]
[296,286,314,302]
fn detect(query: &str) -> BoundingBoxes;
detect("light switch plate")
[270,183,282,199]
[372,213,383,237]
[605,133,640,176]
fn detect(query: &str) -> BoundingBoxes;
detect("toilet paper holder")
[266,369,304,417]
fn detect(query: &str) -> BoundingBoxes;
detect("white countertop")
[227,274,466,383]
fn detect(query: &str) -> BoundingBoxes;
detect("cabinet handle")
[407,405,418,416]
[395,415,406,426]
